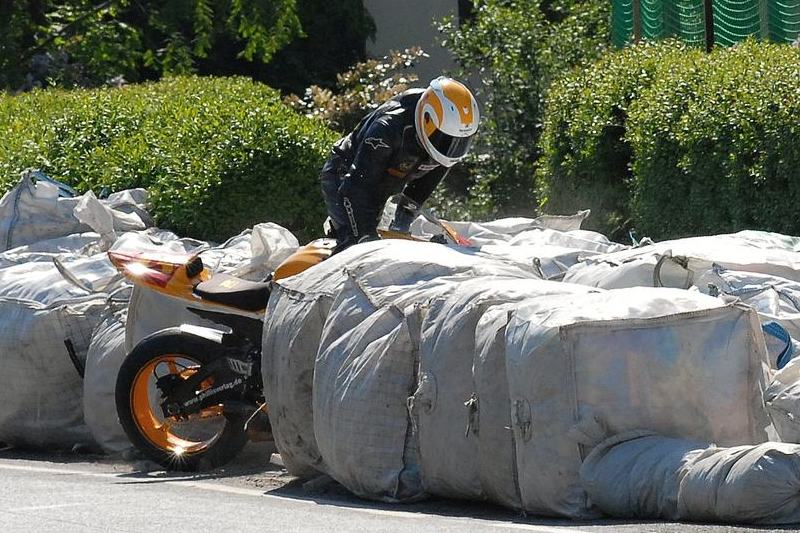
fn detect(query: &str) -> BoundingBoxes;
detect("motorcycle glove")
[389,195,421,233]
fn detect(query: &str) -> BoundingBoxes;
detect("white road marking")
[0,461,595,533]
[8,503,89,512]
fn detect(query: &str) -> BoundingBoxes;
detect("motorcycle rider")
[320,76,480,252]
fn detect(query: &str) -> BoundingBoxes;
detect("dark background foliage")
[440,0,611,219]
[0,0,374,95]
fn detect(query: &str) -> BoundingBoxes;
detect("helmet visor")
[428,129,474,160]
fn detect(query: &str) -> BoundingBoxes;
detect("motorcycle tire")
[115,332,248,471]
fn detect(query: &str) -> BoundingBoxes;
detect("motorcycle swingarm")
[157,356,255,418]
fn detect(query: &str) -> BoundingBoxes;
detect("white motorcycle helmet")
[414,76,480,168]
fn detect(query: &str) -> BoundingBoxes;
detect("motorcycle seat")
[193,273,270,312]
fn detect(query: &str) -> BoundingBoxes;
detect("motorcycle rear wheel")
[115,332,248,471]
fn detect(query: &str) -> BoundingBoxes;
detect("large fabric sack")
[474,244,598,280]
[82,307,131,453]
[0,295,106,449]
[764,356,800,442]
[472,305,522,509]
[411,214,586,245]
[580,431,704,520]
[314,305,424,501]
[262,240,536,480]
[581,432,800,524]
[677,441,800,523]
[502,289,771,518]
[564,231,800,288]
[0,245,126,449]
[695,265,800,339]
[412,278,596,502]
[411,211,626,254]
[0,171,149,252]
[261,289,330,478]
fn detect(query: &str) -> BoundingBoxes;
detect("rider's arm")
[390,166,449,233]
[338,120,398,240]
[402,165,449,207]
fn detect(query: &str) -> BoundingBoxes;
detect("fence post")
[632,0,642,43]
[704,0,715,52]
[758,0,770,40]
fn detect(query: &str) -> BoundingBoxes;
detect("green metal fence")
[612,0,800,48]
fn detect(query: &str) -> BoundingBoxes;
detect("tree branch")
[22,0,120,61]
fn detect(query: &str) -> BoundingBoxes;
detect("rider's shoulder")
[376,88,424,123]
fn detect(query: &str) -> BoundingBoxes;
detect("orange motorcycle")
[110,211,471,470]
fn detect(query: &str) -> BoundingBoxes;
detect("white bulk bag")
[695,266,800,338]
[261,289,330,478]
[409,211,594,246]
[581,432,800,524]
[314,305,424,502]
[472,306,522,509]
[564,231,800,288]
[563,251,695,289]
[677,441,800,523]
[0,247,125,449]
[0,171,148,252]
[764,357,800,442]
[504,288,771,518]
[0,295,106,449]
[412,278,596,501]
[82,307,131,453]
[507,228,626,254]
[579,431,703,520]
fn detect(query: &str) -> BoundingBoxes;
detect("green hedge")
[536,41,699,237]
[537,40,800,240]
[629,41,800,238]
[0,76,337,242]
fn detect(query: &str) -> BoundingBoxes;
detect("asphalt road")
[0,447,797,533]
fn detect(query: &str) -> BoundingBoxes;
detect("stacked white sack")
[84,223,298,453]
[263,239,772,518]
[0,170,150,253]
[412,278,596,504]
[411,210,627,279]
[691,265,800,371]
[581,431,800,524]
[0,175,150,449]
[262,239,537,481]
[493,288,770,517]
[83,307,129,452]
[564,230,800,289]
[764,357,800,443]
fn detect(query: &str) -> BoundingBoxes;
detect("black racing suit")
[320,88,449,252]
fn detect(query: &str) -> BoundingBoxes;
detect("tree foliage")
[285,47,427,133]
[441,0,610,218]
[0,0,373,93]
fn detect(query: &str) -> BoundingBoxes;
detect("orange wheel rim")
[130,355,226,456]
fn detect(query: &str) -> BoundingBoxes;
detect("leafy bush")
[442,0,611,219]
[0,1,304,90]
[629,41,800,239]
[0,76,337,242]
[285,47,427,133]
[537,39,800,240]
[537,41,698,237]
